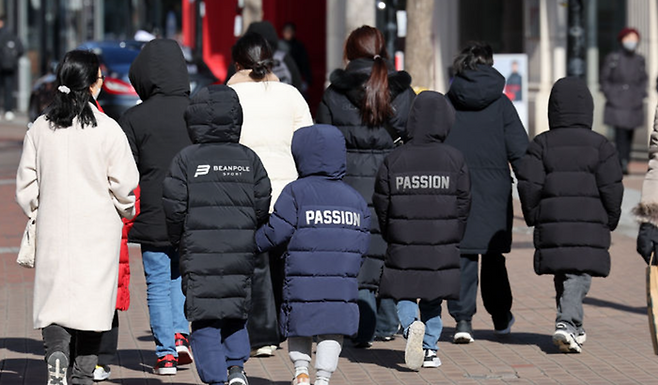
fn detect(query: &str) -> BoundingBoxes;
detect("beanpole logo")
[194,165,210,178]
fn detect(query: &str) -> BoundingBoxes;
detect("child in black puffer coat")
[517,77,624,354]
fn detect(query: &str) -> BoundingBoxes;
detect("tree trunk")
[405,0,435,91]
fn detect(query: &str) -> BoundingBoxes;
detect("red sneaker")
[175,333,194,365]
[153,354,177,375]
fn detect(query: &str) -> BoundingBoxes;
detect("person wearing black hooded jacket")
[374,91,471,370]
[316,26,416,346]
[517,77,624,353]
[119,39,192,374]
[444,42,528,343]
[163,84,271,385]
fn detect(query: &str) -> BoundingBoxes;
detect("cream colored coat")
[16,107,138,331]
[228,70,313,210]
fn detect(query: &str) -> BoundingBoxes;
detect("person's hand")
[637,222,657,264]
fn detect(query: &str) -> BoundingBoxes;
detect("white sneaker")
[422,349,442,368]
[4,111,14,121]
[93,365,111,381]
[404,321,425,371]
[252,345,276,357]
[553,323,582,353]
[47,351,68,385]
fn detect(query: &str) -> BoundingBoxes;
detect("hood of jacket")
[129,39,190,101]
[548,77,593,130]
[292,124,346,179]
[448,64,505,110]
[407,91,455,144]
[185,85,243,144]
[329,58,412,107]
[245,21,280,50]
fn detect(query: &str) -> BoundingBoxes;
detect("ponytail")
[344,26,393,127]
[46,50,99,129]
[362,55,392,127]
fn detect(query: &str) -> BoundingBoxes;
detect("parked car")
[28,40,217,122]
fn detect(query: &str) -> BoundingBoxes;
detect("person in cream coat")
[227,32,312,356]
[16,50,138,385]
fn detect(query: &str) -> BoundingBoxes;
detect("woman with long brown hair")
[316,25,415,347]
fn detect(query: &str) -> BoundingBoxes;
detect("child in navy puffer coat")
[256,125,370,385]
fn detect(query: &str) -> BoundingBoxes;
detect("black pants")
[97,310,119,367]
[615,127,634,172]
[447,253,513,329]
[42,324,102,385]
[247,251,280,349]
[0,70,15,112]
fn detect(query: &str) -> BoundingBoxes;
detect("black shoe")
[494,313,515,335]
[453,320,474,344]
[228,366,249,385]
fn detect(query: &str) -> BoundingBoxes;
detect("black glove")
[637,222,658,265]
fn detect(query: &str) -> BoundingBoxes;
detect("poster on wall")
[493,54,528,131]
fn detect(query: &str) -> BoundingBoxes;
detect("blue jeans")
[355,289,400,343]
[141,245,189,358]
[396,298,443,351]
[191,320,250,384]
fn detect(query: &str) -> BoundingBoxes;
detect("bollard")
[17,56,31,113]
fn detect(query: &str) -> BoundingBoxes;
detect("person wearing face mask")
[600,27,648,175]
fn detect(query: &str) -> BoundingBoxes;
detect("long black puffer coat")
[162,85,271,321]
[374,91,471,301]
[445,64,528,255]
[517,77,624,277]
[120,39,192,247]
[600,49,648,129]
[316,58,416,289]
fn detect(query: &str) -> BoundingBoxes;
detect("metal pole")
[567,0,586,78]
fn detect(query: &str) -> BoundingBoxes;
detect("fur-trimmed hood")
[329,58,412,107]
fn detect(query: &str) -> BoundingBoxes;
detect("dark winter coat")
[517,77,624,277]
[446,65,528,255]
[600,49,648,129]
[120,39,192,247]
[0,27,23,71]
[162,85,271,321]
[256,125,370,338]
[374,91,471,301]
[316,58,416,290]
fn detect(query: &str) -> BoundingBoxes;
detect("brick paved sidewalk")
[1,120,658,383]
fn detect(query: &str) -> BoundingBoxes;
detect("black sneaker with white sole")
[422,349,442,368]
[453,320,474,344]
[228,365,249,385]
[552,322,582,353]
[47,351,68,385]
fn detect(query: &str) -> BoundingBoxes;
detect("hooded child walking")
[256,125,370,385]
[374,91,471,370]
[162,85,271,385]
[516,77,624,353]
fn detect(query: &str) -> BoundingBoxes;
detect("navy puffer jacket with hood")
[375,91,471,301]
[446,64,528,255]
[120,39,192,247]
[256,125,370,338]
[162,85,271,321]
[517,77,623,277]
